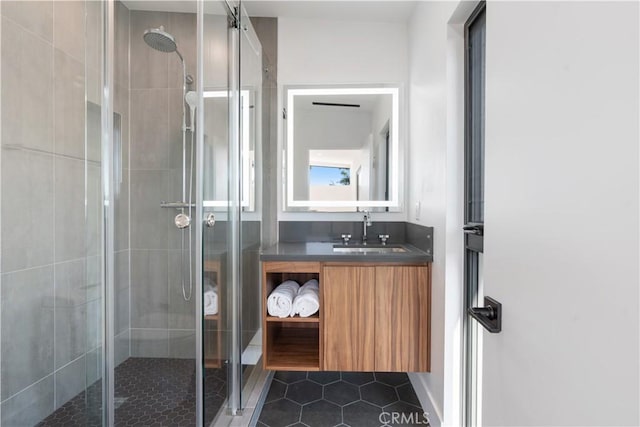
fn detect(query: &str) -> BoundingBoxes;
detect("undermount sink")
[332,244,408,254]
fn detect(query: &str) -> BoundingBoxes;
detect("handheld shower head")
[185,91,198,131]
[143,26,177,53]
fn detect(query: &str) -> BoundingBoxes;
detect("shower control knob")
[175,213,191,229]
[205,213,216,228]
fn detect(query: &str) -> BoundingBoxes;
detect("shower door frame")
[102,1,115,425]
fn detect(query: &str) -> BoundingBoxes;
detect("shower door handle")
[205,213,216,228]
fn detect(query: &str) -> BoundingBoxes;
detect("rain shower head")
[143,26,177,53]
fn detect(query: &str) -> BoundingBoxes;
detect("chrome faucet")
[362,210,372,244]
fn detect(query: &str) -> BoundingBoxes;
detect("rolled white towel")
[267,280,300,318]
[204,278,218,316]
[293,279,320,317]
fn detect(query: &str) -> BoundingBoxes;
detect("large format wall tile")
[131,328,169,358]
[130,10,169,89]
[1,16,53,153]
[0,375,54,427]
[54,49,86,159]
[53,1,85,63]
[1,148,54,272]
[115,330,130,366]
[86,163,102,257]
[169,330,195,359]
[1,266,54,400]
[115,1,130,88]
[130,89,169,169]
[168,88,186,171]
[131,250,169,329]
[115,83,130,167]
[54,156,86,263]
[0,1,53,43]
[168,250,195,330]
[115,250,130,334]
[54,355,85,409]
[130,169,169,250]
[85,0,102,105]
[86,298,102,352]
[115,166,130,252]
[167,12,197,90]
[54,259,87,369]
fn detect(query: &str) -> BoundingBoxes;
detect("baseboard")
[408,373,443,427]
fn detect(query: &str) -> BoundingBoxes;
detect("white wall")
[482,2,639,425]
[407,2,469,426]
[278,17,408,220]
[408,1,639,426]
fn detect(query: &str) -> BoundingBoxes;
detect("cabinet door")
[322,266,376,371]
[375,266,430,372]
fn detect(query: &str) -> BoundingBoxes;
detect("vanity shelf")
[266,313,319,323]
[262,261,322,371]
[265,323,320,371]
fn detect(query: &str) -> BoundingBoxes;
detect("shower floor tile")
[258,372,429,427]
[37,358,228,427]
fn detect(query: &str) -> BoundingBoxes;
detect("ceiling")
[244,1,417,23]
[121,1,417,23]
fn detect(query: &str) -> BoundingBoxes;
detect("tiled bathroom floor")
[257,371,428,427]
[37,358,227,427]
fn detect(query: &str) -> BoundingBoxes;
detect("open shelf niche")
[262,262,321,371]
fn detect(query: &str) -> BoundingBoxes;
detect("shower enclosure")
[0,1,265,426]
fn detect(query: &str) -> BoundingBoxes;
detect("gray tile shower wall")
[0,1,109,424]
[251,17,278,247]
[278,221,434,255]
[129,9,198,360]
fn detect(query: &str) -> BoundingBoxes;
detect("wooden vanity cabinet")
[374,266,430,372]
[322,264,431,372]
[322,266,376,371]
[262,261,430,372]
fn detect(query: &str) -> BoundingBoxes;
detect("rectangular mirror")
[284,86,400,212]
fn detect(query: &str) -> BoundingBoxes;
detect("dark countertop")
[260,242,432,263]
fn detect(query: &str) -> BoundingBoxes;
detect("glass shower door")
[200,4,264,422]
[201,1,238,423]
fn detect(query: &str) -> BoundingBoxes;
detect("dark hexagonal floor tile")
[324,381,360,406]
[274,371,308,384]
[361,381,398,407]
[265,379,287,403]
[383,401,427,426]
[308,371,341,385]
[286,380,323,404]
[301,400,342,427]
[341,372,375,386]
[375,372,410,387]
[396,383,421,407]
[258,399,302,427]
[343,400,383,427]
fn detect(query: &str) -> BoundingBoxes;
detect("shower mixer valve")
[174,213,191,229]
